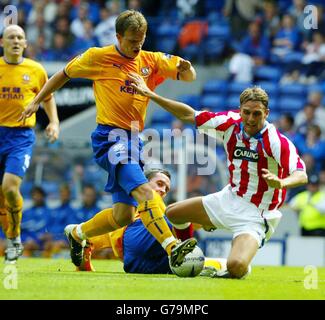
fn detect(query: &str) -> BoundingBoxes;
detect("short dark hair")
[144,168,171,181]
[31,186,46,197]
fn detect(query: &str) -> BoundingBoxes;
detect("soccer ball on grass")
[170,245,205,277]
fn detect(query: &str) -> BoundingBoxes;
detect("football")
[170,245,205,277]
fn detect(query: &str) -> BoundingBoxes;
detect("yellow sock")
[6,196,23,238]
[89,234,112,250]
[0,207,8,235]
[138,190,177,255]
[79,208,121,239]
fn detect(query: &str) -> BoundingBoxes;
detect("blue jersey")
[123,218,173,274]
[20,204,51,244]
[49,202,78,240]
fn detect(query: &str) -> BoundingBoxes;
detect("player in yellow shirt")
[0,25,59,263]
[20,10,197,269]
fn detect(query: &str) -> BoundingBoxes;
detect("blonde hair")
[115,10,147,35]
[240,86,269,109]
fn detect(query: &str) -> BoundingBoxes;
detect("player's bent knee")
[132,183,153,203]
[227,258,249,279]
[113,209,134,227]
[165,205,183,224]
[2,186,19,200]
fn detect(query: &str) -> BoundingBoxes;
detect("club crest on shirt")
[141,66,150,76]
[233,147,259,162]
[22,74,30,83]
[163,53,172,59]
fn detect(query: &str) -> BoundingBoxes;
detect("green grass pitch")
[0,258,324,300]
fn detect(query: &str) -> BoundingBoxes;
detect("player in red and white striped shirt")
[129,73,308,279]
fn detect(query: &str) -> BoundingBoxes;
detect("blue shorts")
[0,127,35,182]
[123,218,172,274]
[91,125,147,206]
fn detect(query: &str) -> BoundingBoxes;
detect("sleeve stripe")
[63,68,71,79]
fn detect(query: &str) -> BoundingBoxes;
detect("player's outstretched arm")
[177,59,196,82]
[43,97,60,143]
[129,72,196,124]
[18,70,70,122]
[261,168,308,189]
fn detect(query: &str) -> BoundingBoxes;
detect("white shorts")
[202,185,282,247]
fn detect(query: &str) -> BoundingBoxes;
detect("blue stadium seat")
[268,98,280,112]
[268,111,281,123]
[155,23,180,37]
[156,38,178,53]
[151,109,173,124]
[281,51,304,63]
[278,97,306,115]
[202,79,228,94]
[149,123,170,135]
[180,44,203,62]
[200,94,226,111]
[177,94,201,109]
[254,66,282,82]
[227,95,240,109]
[155,22,180,53]
[307,83,324,94]
[203,38,225,60]
[228,82,252,95]
[255,82,279,98]
[207,24,230,40]
[42,181,59,198]
[205,1,225,14]
[278,84,307,98]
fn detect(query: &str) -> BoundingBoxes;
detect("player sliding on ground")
[76,168,226,275]
[20,10,198,269]
[129,73,308,279]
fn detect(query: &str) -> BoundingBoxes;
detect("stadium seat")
[207,24,230,40]
[281,51,304,63]
[180,44,203,62]
[268,98,280,112]
[155,22,180,53]
[279,83,307,98]
[155,22,180,37]
[267,111,281,123]
[307,83,324,94]
[202,79,228,94]
[278,97,306,115]
[149,122,170,135]
[177,94,201,109]
[151,108,173,124]
[228,82,252,95]
[227,95,240,109]
[254,66,282,82]
[203,38,225,61]
[255,82,279,98]
[200,94,226,111]
[42,181,59,198]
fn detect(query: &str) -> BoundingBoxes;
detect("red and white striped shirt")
[195,110,306,210]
